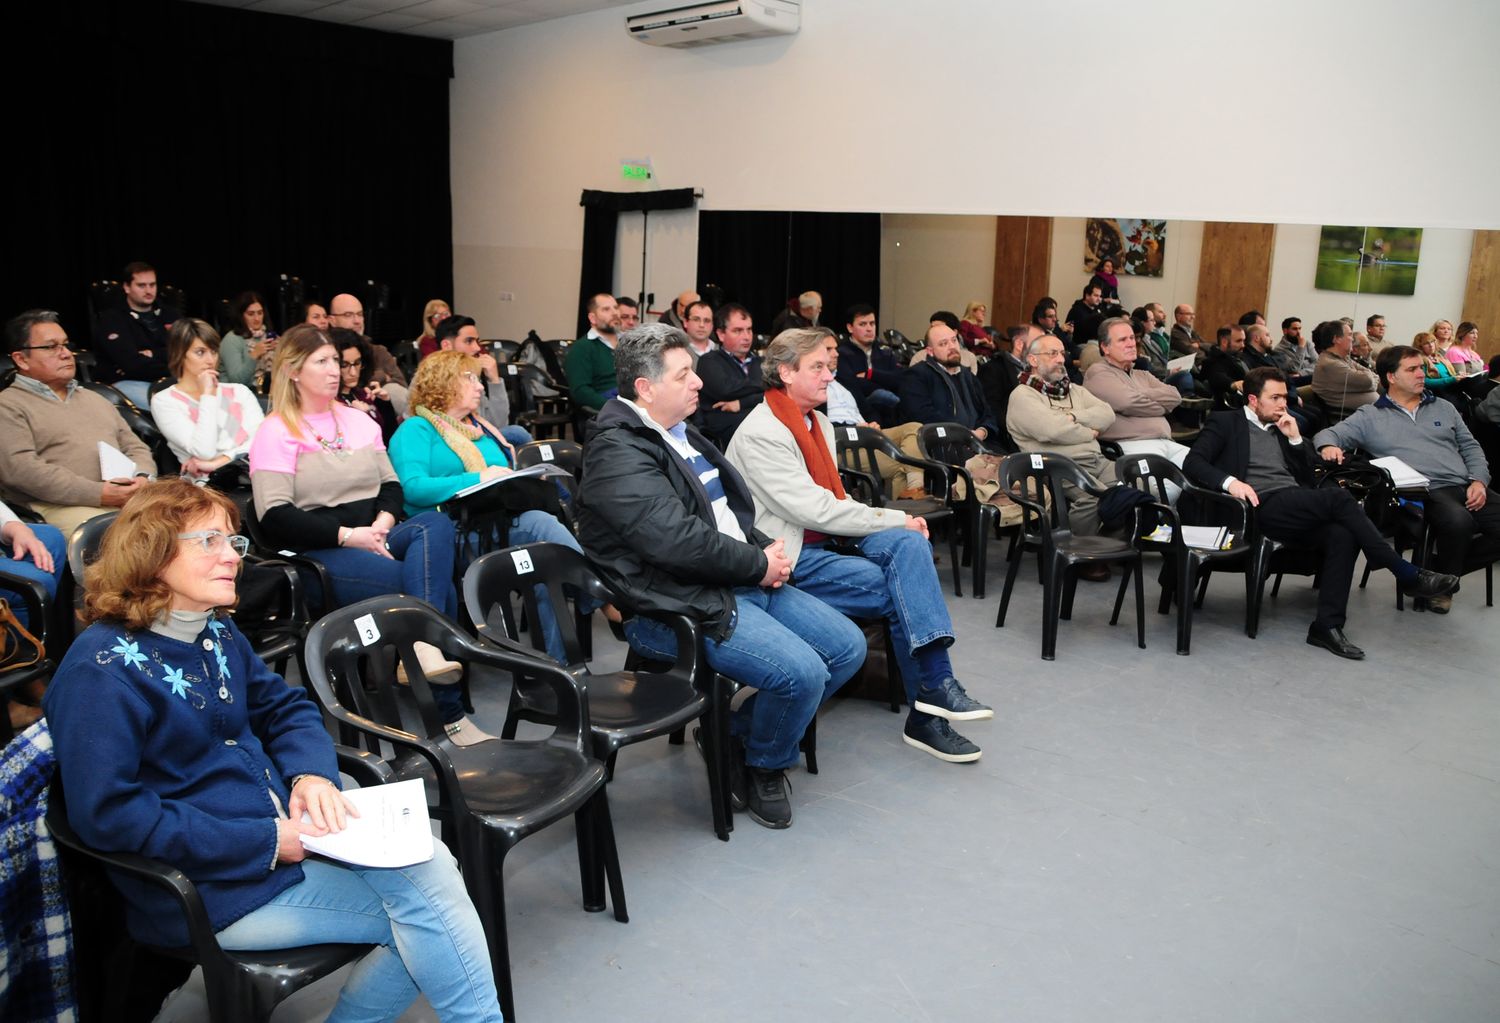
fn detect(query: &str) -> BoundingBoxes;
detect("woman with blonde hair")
[957,300,994,356]
[43,478,503,1020]
[1412,331,1459,389]
[415,298,452,360]
[389,352,602,661]
[249,325,491,744]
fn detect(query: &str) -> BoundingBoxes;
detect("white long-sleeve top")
[150,383,265,463]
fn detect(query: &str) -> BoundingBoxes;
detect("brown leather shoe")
[1077,563,1111,582]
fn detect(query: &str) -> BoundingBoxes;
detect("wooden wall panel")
[1462,230,1500,362]
[1195,222,1276,340]
[993,216,1053,329]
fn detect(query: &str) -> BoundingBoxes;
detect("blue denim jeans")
[0,524,67,629]
[216,841,501,1022]
[792,528,955,703]
[624,584,864,770]
[304,512,462,722]
[499,425,533,451]
[112,379,153,408]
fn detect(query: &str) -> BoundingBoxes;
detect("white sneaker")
[443,717,497,747]
[396,641,463,685]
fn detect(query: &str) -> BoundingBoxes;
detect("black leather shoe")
[1306,625,1365,660]
[1400,569,1460,599]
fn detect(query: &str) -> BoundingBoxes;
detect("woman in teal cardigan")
[389,351,596,661]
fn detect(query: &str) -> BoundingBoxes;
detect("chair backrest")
[67,511,119,581]
[833,426,889,506]
[996,451,1098,533]
[1115,452,1187,505]
[916,422,982,468]
[461,543,614,668]
[514,439,584,479]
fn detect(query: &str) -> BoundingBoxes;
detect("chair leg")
[574,801,604,913]
[1358,563,1372,590]
[1060,571,1078,620]
[1133,557,1146,649]
[467,844,516,1023]
[1109,563,1130,625]
[884,626,903,713]
[602,750,618,783]
[1194,572,1210,609]
[700,709,731,842]
[1177,560,1197,656]
[950,516,964,598]
[1271,572,1284,598]
[800,714,819,775]
[972,505,995,599]
[1041,558,1064,660]
[499,686,522,740]
[592,787,628,923]
[995,537,1025,627]
[668,726,685,745]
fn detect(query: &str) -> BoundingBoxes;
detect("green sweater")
[565,335,617,411]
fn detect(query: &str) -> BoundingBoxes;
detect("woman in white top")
[150,318,265,479]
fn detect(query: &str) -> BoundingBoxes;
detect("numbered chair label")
[936,426,947,437]
[507,364,518,375]
[511,550,535,575]
[1030,453,1044,470]
[354,614,381,646]
[540,444,554,461]
[1138,459,1150,475]
[847,428,858,441]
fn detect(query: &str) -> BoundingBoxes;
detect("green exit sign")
[621,159,653,181]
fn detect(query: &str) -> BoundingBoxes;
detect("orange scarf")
[765,387,846,499]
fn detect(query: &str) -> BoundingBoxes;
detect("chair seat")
[1050,532,1136,559]
[154,941,371,982]
[888,497,951,519]
[449,741,607,822]
[583,674,708,742]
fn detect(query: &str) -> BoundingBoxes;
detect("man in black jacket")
[575,323,864,829]
[836,304,902,424]
[695,302,765,446]
[1184,367,1457,659]
[1201,324,1248,409]
[977,324,1036,451]
[898,322,999,439]
[92,260,179,406]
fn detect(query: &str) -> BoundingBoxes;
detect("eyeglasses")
[340,359,363,369]
[18,342,75,355]
[460,372,480,383]
[177,530,250,557]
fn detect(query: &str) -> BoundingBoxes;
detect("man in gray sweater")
[1315,344,1500,613]
[0,310,156,534]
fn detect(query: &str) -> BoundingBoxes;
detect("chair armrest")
[625,609,704,688]
[0,568,49,648]
[335,744,395,787]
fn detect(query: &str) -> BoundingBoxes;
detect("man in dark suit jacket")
[1185,367,1457,659]
[977,324,1035,450]
[836,303,902,424]
[696,302,766,446]
[92,260,179,405]
[898,322,999,440]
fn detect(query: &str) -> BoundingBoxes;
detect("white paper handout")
[1166,354,1196,376]
[451,462,558,499]
[98,441,139,481]
[298,778,434,868]
[1370,456,1429,490]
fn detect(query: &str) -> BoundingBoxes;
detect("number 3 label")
[354,614,381,646]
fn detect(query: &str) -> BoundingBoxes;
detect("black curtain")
[696,211,880,335]
[3,0,454,344]
[577,188,697,337]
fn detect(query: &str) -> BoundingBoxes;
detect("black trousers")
[1423,485,1500,576]
[1256,486,1405,630]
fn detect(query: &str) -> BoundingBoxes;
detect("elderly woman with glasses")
[42,479,503,1021]
[150,318,265,480]
[249,325,490,744]
[389,351,605,661]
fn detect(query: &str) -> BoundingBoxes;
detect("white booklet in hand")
[1166,354,1197,376]
[1370,456,1429,489]
[98,441,139,481]
[297,778,434,868]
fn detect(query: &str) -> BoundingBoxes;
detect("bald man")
[328,293,409,415]
[660,290,699,329]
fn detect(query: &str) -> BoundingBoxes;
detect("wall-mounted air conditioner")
[626,0,800,48]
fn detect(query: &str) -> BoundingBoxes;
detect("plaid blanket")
[0,719,76,1022]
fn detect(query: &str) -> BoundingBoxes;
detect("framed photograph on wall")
[1083,218,1167,277]
[1314,225,1422,295]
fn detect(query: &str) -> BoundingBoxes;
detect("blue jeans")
[112,379,152,408]
[304,512,462,723]
[216,841,501,1022]
[496,511,597,665]
[624,585,864,770]
[0,524,67,629]
[793,529,955,703]
[500,425,532,451]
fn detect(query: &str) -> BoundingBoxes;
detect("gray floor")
[159,552,1500,1022]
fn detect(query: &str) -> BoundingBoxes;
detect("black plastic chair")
[509,363,574,440]
[994,452,1145,660]
[462,543,733,840]
[514,438,584,480]
[917,422,1019,598]
[48,746,392,1023]
[1115,453,1254,654]
[303,596,626,1023]
[833,424,961,593]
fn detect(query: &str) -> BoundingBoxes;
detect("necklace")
[308,408,350,457]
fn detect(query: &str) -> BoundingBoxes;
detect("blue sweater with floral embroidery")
[42,617,338,947]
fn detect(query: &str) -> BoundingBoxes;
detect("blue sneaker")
[913,677,993,722]
[903,711,982,763]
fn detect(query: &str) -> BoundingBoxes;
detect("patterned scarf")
[414,405,487,473]
[1019,369,1071,399]
[765,387,845,499]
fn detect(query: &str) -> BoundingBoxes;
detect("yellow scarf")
[415,405,487,473]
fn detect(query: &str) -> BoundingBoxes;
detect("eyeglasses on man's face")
[18,342,76,355]
[177,530,250,557]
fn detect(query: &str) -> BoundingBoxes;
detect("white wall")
[451,0,1500,336]
[1048,219,1203,321]
[879,214,996,339]
[1266,226,1473,347]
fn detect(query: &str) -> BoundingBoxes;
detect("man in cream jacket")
[726,328,993,764]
